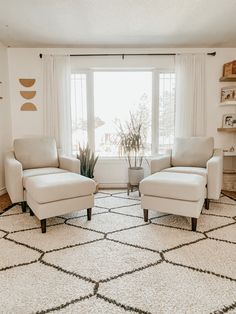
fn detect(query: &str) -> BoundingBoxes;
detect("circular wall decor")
[20,102,37,111]
[19,79,36,87]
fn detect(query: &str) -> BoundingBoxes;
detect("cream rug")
[0,190,235,314]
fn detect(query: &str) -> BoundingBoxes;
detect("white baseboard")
[98,183,127,189]
[0,187,6,196]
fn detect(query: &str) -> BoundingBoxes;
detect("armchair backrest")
[172,137,214,168]
[14,137,59,170]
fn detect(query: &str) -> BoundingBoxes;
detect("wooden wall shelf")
[217,128,236,132]
[220,75,236,82]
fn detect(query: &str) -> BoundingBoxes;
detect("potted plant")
[116,112,145,186]
[77,144,99,192]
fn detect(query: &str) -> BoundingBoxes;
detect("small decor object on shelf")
[221,86,236,104]
[223,60,236,77]
[222,114,236,128]
[77,144,99,192]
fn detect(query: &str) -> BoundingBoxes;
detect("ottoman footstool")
[25,172,96,233]
[140,172,206,231]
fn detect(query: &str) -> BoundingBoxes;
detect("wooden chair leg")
[191,217,197,231]
[205,198,210,210]
[143,209,149,222]
[29,208,34,216]
[87,208,92,221]
[41,219,46,233]
[21,201,27,213]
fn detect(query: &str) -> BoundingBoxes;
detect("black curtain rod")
[39,52,216,58]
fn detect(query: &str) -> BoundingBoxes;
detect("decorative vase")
[128,167,144,185]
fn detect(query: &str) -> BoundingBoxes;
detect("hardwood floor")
[222,190,236,200]
[0,193,11,213]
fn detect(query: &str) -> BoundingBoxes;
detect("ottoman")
[140,172,206,231]
[25,172,96,233]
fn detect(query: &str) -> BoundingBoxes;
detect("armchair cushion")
[23,167,68,187]
[25,173,95,204]
[172,137,214,168]
[162,166,207,179]
[14,137,59,170]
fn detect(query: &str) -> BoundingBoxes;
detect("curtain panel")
[43,55,72,155]
[175,54,206,138]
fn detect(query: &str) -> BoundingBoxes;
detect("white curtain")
[43,55,72,155]
[175,53,206,137]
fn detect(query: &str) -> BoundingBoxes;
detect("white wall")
[0,42,12,195]
[7,47,236,186]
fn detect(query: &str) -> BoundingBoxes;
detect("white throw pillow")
[172,137,214,168]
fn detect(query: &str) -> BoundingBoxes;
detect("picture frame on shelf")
[222,114,236,128]
[221,86,236,104]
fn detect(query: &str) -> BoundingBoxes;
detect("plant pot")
[128,167,144,185]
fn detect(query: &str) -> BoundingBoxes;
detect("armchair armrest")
[207,149,223,200]
[151,155,171,174]
[4,152,24,203]
[59,155,80,174]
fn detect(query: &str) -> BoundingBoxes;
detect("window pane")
[71,74,88,154]
[159,72,176,153]
[94,71,152,157]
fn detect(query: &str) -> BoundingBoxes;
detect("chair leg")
[21,201,27,213]
[41,219,46,233]
[143,209,149,222]
[205,198,210,210]
[29,208,34,216]
[191,218,197,231]
[87,208,92,221]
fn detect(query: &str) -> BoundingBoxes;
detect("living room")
[0,1,235,313]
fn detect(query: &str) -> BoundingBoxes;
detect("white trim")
[0,187,7,196]
[152,69,159,155]
[99,183,127,189]
[87,70,95,151]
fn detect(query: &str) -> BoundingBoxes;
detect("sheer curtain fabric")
[175,54,206,137]
[43,55,72,155]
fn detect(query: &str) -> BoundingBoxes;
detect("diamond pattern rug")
[0,190,235,314]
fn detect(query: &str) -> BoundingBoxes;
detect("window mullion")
[87,70,95,151]
[152,69,159,155]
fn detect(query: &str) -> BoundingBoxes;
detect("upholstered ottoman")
[140,172,206,231]
[25,172,96,233]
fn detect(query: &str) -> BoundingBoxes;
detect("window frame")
[71,68,175,157]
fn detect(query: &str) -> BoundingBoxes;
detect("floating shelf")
[220,75,236,82]
[217,128,236,132]
[219,101,236,106]
[223,152,236,156]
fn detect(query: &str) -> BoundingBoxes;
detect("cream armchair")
[5,137,80,208]
[151,137,223,208]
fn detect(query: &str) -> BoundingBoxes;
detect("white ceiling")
[0,0,236,48]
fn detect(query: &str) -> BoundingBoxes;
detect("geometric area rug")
[0,190,235,314]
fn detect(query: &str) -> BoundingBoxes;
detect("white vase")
[128,167,144,185]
